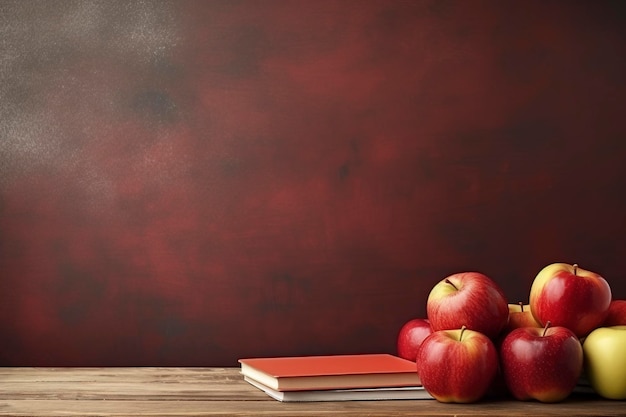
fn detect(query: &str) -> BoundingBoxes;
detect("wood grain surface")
[0,368,624,416]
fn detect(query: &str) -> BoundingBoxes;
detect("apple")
[396,318,432,361]
[504,302,541,333]
[426,272,508,339]
[582,325,626,399]
[489,303,540,398]
[416,326,498,403]
[603,300,626,326]
[529,263,612,338]
[500,322,583,403]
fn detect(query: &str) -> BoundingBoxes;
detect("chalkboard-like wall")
[1,0,625,366]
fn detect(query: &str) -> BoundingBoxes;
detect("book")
[244,376,432,402]
[238,353,422,392]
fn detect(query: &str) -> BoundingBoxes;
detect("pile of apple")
[396,262,626,403]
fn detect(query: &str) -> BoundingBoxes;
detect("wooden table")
[0,367,624,416]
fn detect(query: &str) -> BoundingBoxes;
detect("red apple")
[416,326,498,403]
[500,322,583,403]
[396,318,432,361]
[426,272,508,339]
[504,302,541,333]
[529,263,612,338]
[603,299,626,326]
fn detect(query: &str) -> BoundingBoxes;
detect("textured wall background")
[1,0,625,366]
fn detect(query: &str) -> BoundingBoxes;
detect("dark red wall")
[1,0,625,366]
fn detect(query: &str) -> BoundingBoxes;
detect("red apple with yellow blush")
[396,318,432,361]
[427,272,508,340]
[500,322,583,403]
[417,326,498,403]
[504,302,541,334]
[529,263,611,338]
[603,300,626,326]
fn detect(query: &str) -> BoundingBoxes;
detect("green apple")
[582,325,626,400]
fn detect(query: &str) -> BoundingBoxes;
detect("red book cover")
[238,353,421,391]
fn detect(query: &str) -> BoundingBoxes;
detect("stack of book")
[238,353,433,402]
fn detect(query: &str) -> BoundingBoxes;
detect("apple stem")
[459,325,467,341]
[542,321,551,337]
[573,264,578,275]
[518,302,524,312]
[445,278,458,290]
